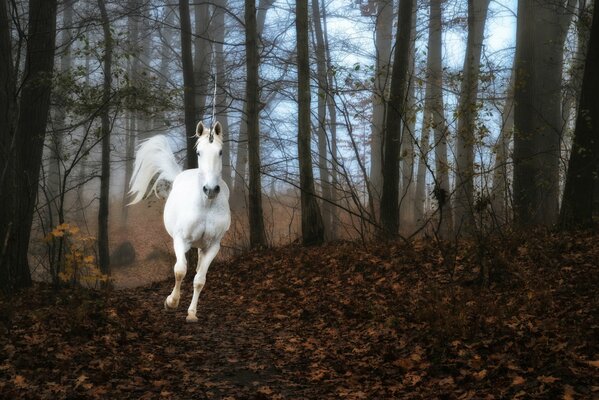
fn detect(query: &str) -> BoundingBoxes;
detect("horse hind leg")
[186,244,220,323]
[165,238,190,310]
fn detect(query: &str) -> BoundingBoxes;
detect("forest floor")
[1,230,599,399]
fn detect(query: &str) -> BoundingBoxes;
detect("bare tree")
[514,0,576,227]
[179,0,197,169]
[380,0,414,236]
[454,0,490,235]
[97,0,113,276]
[0,0,58,292]
[560,2,599,229]
[245,0,267,247]
[297,0,324,245]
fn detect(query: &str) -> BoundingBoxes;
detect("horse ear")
[195,122,205,137]
[213,121,222,136]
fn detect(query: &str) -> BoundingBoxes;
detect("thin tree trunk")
[311,0,333,239]
[232,0,275,209]
[491,68,515,225]
[297,0,324,245]
[97,0,113,276]
[380,0,414,236]
[428,0,452,238]
[245,0,267,248]
[214,0,231,188]
[0,0,58,293]
[560,2,599,228]
[370,0,394,214]
[179,0,197,169]
[454,0,490,235]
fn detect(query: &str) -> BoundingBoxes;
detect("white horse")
[129,121,230,322]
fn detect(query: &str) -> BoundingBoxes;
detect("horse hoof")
[164,297,178,310]
[186,314,198,323]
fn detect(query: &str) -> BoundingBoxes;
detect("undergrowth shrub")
[44,223,109,287]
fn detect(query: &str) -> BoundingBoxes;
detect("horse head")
[195,121,224,199]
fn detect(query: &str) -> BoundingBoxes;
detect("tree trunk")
[370,0,394,215]
[179,0,197,169]
[311,0,334,239]
[297,0,324,245]
[560,2,599,229]
[232,0,275,209]
[514,0,575,227]
[380,0,414,236]
[491,68,515,225]
[121,0,141,225]
[97,0,113,276]
[428,0,452,238]
[214,0,231,188]
[245,0,267,248]
[454,0,490,235]
[399,4,417,234]
[0,0,58,293]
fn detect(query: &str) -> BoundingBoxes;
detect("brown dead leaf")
[13,375,27,388]
[538,375,560,384]
[512,376,525,385]
[473,370,488,381]
[563,385,575,400]
[586,360,599,368]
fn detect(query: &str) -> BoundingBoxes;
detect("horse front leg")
[165,238,190,310]
[186,244,220,323]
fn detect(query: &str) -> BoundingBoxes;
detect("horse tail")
[128,135,183,205]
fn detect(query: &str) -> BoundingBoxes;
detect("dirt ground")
[1,231,599,399]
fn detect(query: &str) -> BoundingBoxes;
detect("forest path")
[2,234,599,399]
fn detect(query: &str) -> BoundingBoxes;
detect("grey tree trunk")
[380,0,414,236]
[97,0,113,276]
[311,0,334,239]
[428,0,452,238]
[399,4,418,233]
[0,0,57,293]
[232,0,275,209]
[513,0,575,227]
[370,0,394,214]
[121,0,141,225]
[47,0,74,231]
[560,2,599,229]
[245,0,267,248]
[297,0,324,245]
[179,0,198,169]
[214,0,231,188]
[454,0,490,235]
[491,68,515,226]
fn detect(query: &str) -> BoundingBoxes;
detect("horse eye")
[196,151,200,157]
[219,150,222,156]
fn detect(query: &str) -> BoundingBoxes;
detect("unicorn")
[129,121,230,322]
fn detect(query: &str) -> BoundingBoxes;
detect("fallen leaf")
[538,375,560,384]
[512,376,525,385]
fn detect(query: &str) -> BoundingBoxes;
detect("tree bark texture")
[560,2,599,229]
[454,0,490,235]
[380,0,414,236]
[97,0,113,276]
[179,0,198,169]
[297,0,324,245]
[513,0,575,227]
[370,0,394,214]
[245,0,267,248]
[0,0,58,293]
[312,0,334,239]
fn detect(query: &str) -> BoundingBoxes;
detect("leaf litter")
[0,230,598,398]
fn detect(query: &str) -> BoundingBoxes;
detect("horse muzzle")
[203,185,220,199]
